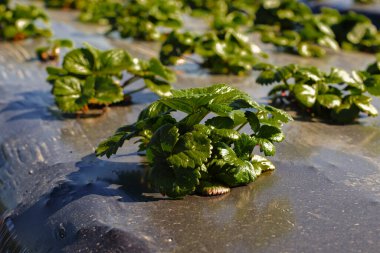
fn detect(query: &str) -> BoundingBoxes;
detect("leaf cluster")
[181,0,254,30]
[354,0,377,4]
[253,0,380,56]
[96,84,292,198]
[106,0,183,41]
[46,43,176,113]
[78,0,123,25]
[254,62,380,123]
[44,0,87,9]
[36,39,74,62]
[160,29,266,75]
[254,1,339,57]
[0,2,52,41]
[331,11,380,53]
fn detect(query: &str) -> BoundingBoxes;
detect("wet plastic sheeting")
[0,7,380,253]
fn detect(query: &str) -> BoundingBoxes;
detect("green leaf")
[54,39,74,48]
[256,69,279,85]
[353,95,378,116]
[253,62,274,71]
[210,128,240,142]
[148,58,176,82]
[264,105,294,123]
[364,75,380,96]
[209,144,256,187]
[46,67,68,83]
[316,94,341,109]
[245,111,260,133]
[92,76,124,104]
[250,155,275,175]
[146,124,179,160]
[137,101,172,121]
[161,84,253,114]
[178,108,209,129]
[257,138,276,156]
[144,78,172,97]
[150,162,200,198]
[99,48,132,74]
[293,84,317,107]
[95,124,136,158]
[328,68,355,84]
[234,133,257,160]
[96,113,177,158]
[257,125,285,142]
[53,76,91,112]
[166,128,212,169]
[297,43,325,57]
[205,116,234,129]
[63,48,95,75]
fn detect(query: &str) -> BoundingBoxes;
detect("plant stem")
[125,85,147,96]
[236,122,248,131]
[122,75,141,88]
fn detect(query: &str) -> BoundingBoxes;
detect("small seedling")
[36,39,74,62]
[46,43,176,113]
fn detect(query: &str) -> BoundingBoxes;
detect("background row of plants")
[2,0,380,56]
[1,0,379,123]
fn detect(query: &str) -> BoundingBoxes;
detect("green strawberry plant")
[181,0,252,30]
[354,0,377,4]
[36,39,74,62]
[253,1,339,57]
[44,0,87,9]
[330,11,380,53]
[78,0,123,25]
[160,29,267,75]
[253,0,380,56]
[45,0,123,25]
[253,63,380,123]
[96,84,292,198]
[106,0,183,41]
[46,43,176,113]
[0,2,52,41]
[181,0,228,17]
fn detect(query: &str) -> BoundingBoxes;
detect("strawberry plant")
[160,29,266,75]
[0,2,52,41]
[46,43,176,113]
[181,0,226,16]
[253,1,339,57]
[181,0,252,29]
[96,84,292,198]
[330,11,380,53]
[36,39,74,62]
[106,0,183,41]
[354,0,377,4]
[44,0,87,9]
[366,54,380,75]
[254,63,380,123]
[78,0,123,25]
[253,0,380,56]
